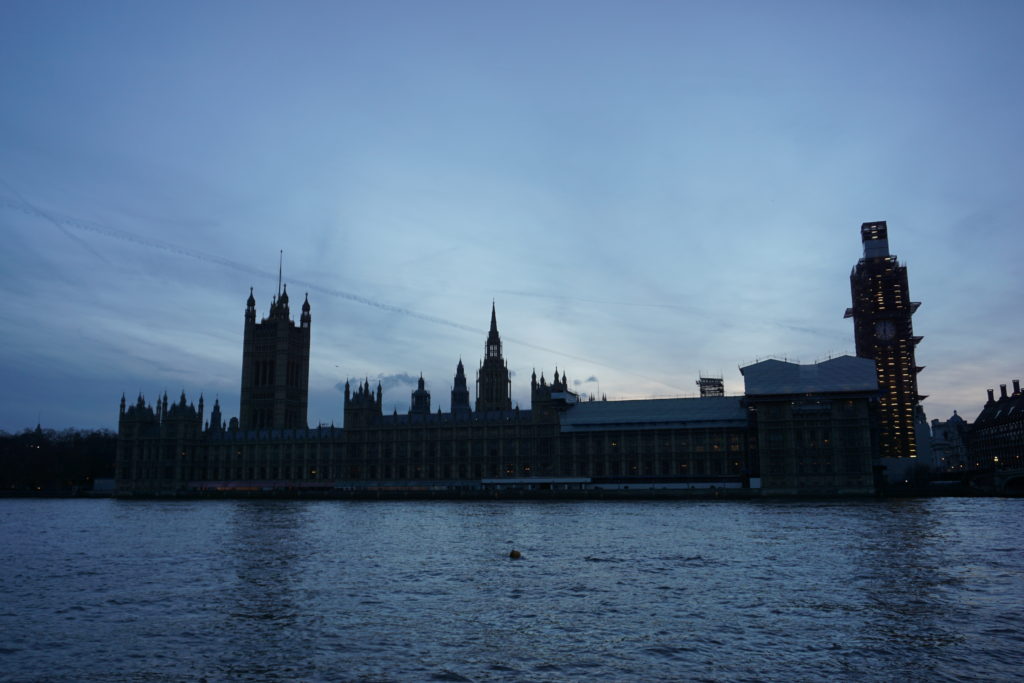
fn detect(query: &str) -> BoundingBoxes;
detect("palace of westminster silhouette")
[116,222,925,496]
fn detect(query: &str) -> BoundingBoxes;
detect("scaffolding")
[696,375,724,398]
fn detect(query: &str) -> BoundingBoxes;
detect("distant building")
[740,357,879,494]
[968,381,1024,470]
[931,411,969,471]
[116,297,770,494]
[845,221,924,459]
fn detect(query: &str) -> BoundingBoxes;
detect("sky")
[1,1,1022,432]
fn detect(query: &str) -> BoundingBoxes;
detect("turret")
[208,398,224,433]
[245,287,256,324]
[278,284,290,317]
[451,359,471,417]
[530,366,579,422]
[343,375,384,427]
[410,374,431,415]
[301,292,311,329]
[267,284,291,320]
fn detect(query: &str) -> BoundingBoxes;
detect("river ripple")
[0,498,1021,681]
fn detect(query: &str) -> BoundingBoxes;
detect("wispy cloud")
[335,372,420,394]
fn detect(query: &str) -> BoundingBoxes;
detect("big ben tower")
[845,221,925,458]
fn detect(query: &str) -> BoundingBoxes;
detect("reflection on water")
[219,503,312,679]
[0,498,1021,681]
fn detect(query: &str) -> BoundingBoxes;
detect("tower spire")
[477,302,511,412]
[278,250,283,298]
[484,301,502,359]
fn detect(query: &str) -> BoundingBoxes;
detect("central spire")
[277,250,283,298]
[485,300,502,359]
[476,302,512,412]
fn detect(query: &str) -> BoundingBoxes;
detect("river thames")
[1,498,1021,681]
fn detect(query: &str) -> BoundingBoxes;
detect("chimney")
[1014,379,1021,395]
[987,389,995,403]
[1000,384,1008,399]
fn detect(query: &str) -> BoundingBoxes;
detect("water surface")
[1,498,1021,681]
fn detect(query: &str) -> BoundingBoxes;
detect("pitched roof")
[973,390,1024,428]
[740,356,878,396]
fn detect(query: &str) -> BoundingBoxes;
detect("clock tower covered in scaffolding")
[845,221,924,458]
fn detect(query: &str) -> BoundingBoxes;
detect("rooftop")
[560,396,747,432]
[740,356,878,396]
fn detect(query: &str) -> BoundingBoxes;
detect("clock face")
[875,320,896,341]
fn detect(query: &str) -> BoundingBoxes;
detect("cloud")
[335,372,420,395]
[377,373,421,392]
[573,375,600,386]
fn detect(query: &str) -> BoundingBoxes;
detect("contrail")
[0,180,108,264]
[0,194,685,391]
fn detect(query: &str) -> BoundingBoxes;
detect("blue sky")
[1,1,1021,431]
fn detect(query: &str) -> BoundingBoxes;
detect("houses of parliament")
[116,222,927,496]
